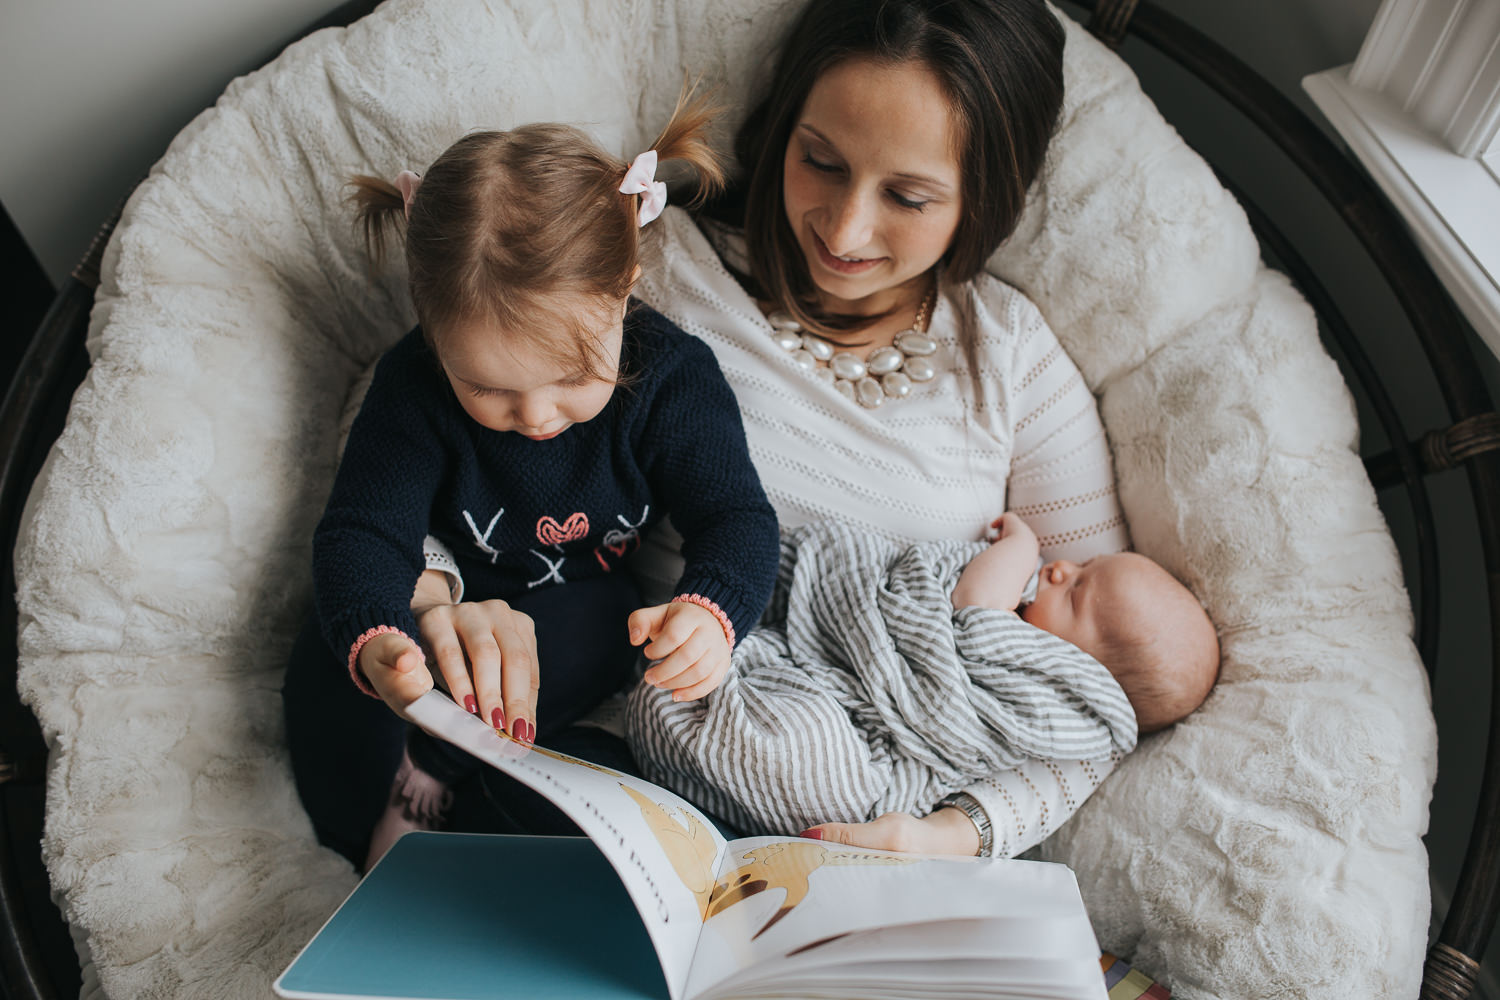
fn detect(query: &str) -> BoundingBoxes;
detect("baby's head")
[348,90,723,438]
[1021,552,1219,732]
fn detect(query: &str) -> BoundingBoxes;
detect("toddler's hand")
[358,632,435,717]
[629,601,732,702]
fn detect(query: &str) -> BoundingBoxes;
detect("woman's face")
[782,57,964,314]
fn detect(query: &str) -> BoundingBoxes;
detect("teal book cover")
[275,832,670,1000]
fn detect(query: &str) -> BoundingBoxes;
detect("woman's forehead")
[800,57,962,183]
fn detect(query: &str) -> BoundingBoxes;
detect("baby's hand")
[954,511,1042,612]
[629,601,732,702]
[990,511,1035,547]
[358,632,435,716]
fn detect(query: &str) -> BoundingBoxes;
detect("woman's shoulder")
[948,270,1062,364]
[644,208,750,285]
[623,303,721,374]
[954,271,1050,337]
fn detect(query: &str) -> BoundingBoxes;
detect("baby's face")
[1020,552,1151,662]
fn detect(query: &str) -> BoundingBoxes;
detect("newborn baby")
[952,513,1219,732]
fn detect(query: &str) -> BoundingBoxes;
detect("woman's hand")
[629,601,732,702]
[799,808,981,856]
[410,570,539,744]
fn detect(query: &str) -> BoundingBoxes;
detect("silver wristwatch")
[937,791,994,857]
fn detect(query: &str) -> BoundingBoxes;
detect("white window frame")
[1304,0,1500,358]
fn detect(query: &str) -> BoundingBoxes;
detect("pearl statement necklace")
[766,283,939,409]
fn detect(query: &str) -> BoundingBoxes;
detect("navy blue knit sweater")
[314,304,779,673]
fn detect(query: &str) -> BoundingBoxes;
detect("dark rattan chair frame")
[3,1,1498,997]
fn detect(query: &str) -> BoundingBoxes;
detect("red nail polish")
[491,707,505,731]
[800,828,824,841]
[512,719,534,744]
[464,695,478,714]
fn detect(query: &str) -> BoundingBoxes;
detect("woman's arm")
[813,300,1129,857]
[804,755,1119,857]
[1005,298,1130,563]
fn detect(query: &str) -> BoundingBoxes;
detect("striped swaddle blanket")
[626,522,1138,837]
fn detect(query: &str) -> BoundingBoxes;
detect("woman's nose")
[822,189,875,257]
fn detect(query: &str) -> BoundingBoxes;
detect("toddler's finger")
[666,660,728,702]
[393,647,425,675]
[628,604,669,646]
[644,639,711,689]
[641,614,704,661]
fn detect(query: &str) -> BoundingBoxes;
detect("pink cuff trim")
[347,625,421,698]
[671,594,736,648]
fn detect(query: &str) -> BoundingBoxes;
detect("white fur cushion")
[13,1,1434,997]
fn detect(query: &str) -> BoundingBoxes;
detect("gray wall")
[0,0,349,284]
[5,0,1497,992]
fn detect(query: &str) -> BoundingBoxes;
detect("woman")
[287,0,1129,864]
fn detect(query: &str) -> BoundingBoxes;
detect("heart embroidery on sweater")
[536,512,589,546]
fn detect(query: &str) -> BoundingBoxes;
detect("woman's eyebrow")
[891,170,953,193]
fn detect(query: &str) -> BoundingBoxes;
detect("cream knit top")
[629,208,1132,855]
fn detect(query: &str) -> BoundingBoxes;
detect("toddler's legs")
[363,743,456,871]
[282,611,406,866]
[526,573,644,739]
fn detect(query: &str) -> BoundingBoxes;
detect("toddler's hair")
[349,86,724,377]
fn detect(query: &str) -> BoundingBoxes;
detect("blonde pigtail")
[346,175,407,263]
[647,80,728,208]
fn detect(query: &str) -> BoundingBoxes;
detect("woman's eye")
[801,153,841,174]
[888,190,930,212]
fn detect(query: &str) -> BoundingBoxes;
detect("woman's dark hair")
[736,0,1066,337]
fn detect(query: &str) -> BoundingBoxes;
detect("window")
[1305,0,1500,355]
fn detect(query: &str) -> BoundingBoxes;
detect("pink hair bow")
[619,150,668,227]
[395,170,422,219]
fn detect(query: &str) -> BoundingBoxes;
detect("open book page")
[405,691,728,1000]
[682,838,1105,1000]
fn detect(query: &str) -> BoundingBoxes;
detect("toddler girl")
[309,94,779,867]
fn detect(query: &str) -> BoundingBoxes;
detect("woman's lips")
[812,231,884,275]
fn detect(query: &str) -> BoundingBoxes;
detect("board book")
[275,690,1111,1000]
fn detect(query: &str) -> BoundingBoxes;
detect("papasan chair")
[4,0,1500,998]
